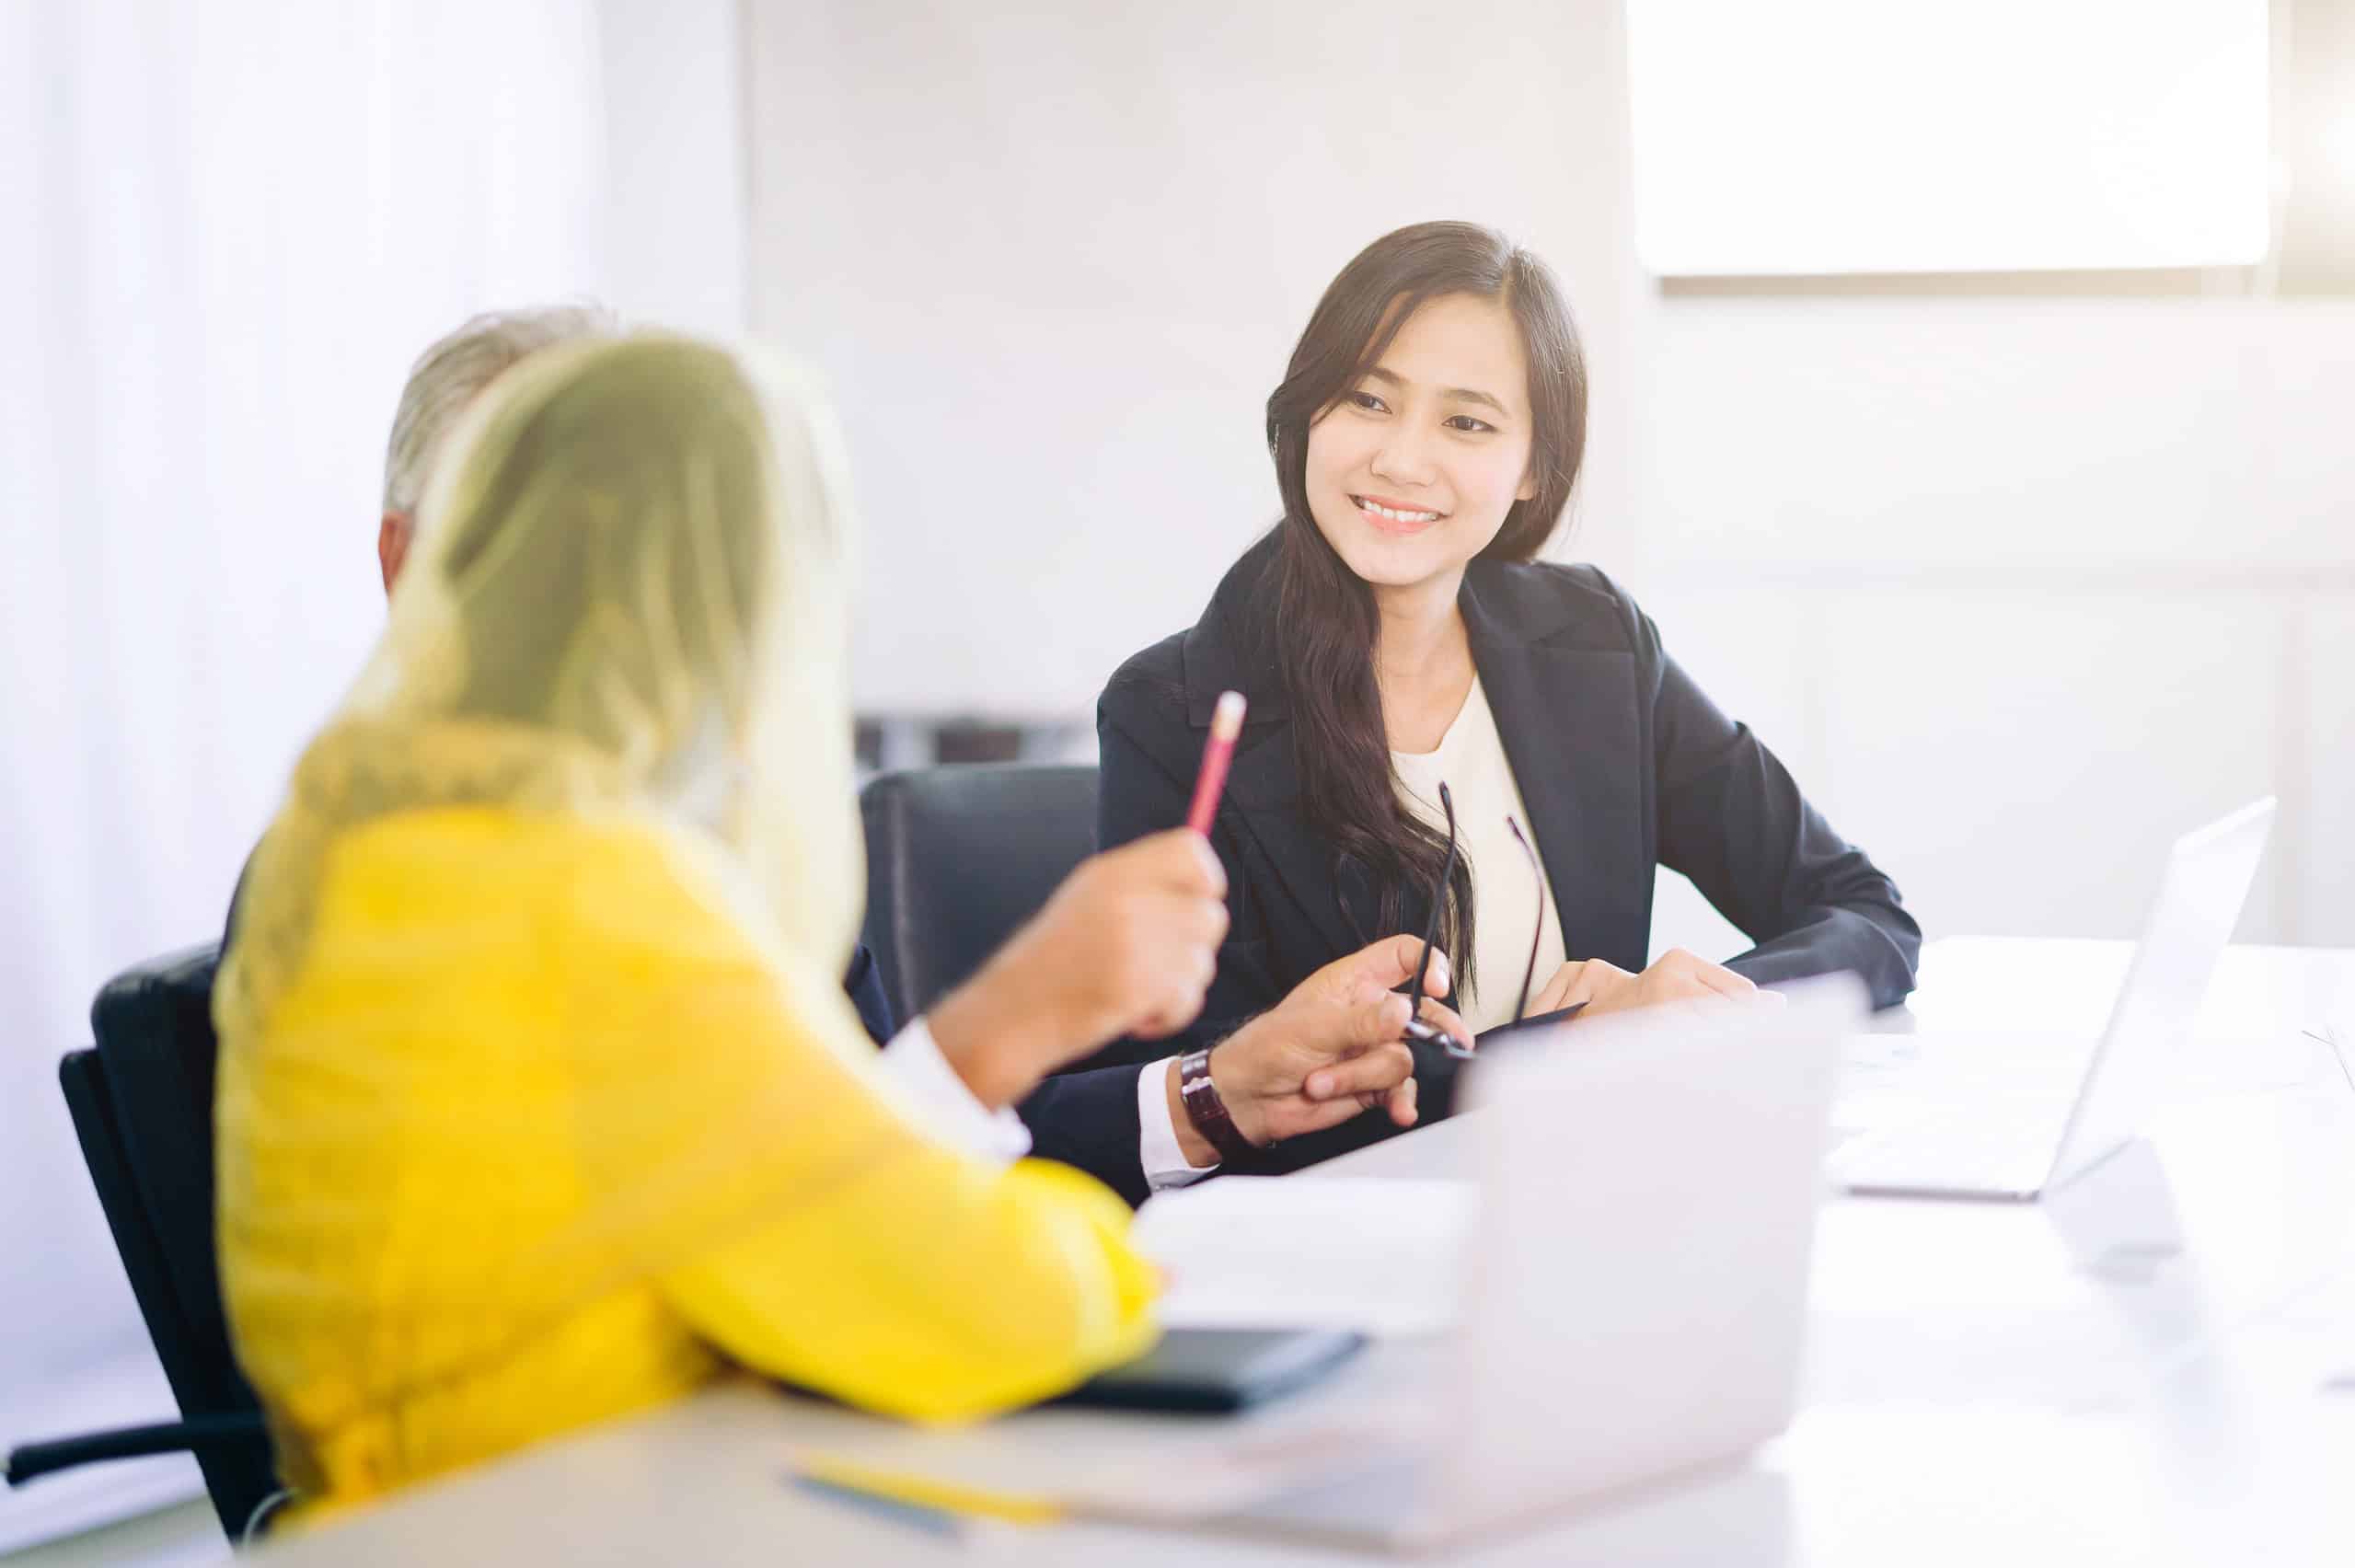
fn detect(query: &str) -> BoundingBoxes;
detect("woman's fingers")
[1693,963,1755,999]
[1654,946,1753,1000]
[1530,962,1579,1014]
[1564,959,1636,1012]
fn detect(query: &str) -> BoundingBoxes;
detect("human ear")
[378,510,414,596]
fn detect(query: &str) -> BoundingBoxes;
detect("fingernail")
[1307,1072,1331,1098]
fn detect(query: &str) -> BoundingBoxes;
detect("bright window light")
[1625,0,2271,275]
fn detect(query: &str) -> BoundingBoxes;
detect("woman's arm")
[662,1148,1159,1422]
[1634,603,1922,1008]
[565,830,1160,1423]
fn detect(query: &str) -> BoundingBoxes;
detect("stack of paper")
[1131,1176,1476,1337]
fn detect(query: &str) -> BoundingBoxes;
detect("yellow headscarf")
[222,333,864,1034]
[215,336,898,1330]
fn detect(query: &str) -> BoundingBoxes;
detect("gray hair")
[381,303,621,513]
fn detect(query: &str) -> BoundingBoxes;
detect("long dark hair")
[1260,221,1586,999]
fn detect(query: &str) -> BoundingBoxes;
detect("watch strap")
[1177,1046,1256,1162]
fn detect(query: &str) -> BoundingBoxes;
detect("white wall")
[1626,294,2355,949]
[744,0,1650,716]
[1,0,745,1501]
[0,0,610,1415]
[744,0,2353,951]
[597,0,746,334]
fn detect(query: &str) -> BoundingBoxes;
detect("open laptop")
[1832,797,2276,1202]
[1213,975,1862,1553]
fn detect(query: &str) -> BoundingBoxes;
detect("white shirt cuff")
[1138,1059,1218,1192]
[883,1018,1033,1167]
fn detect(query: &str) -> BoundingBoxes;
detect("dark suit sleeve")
[1635,602,1922,1008]
[1017,1064,1151,1207]
[840,944,896,1046]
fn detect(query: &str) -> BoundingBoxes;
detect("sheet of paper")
[1131,1176,1475,1337]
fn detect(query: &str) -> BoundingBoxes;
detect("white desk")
[260,940,2355,1566]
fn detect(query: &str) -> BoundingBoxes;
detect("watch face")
[1178,1051,1251,1157]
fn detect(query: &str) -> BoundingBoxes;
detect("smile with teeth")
[1353,494,1445,525]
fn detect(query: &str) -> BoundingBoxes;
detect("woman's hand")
[1526,948,1758,1018]
[926,830,1229,1106]
[1167,935,1473,1166]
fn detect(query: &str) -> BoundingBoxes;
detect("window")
[1625,0,2270,275]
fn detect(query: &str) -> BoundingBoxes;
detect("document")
[1131,1176,1475,1337]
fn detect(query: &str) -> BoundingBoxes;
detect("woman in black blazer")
[1093,222,1920,1173]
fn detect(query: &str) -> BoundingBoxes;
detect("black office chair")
[859,764,1100,1026]
[4,944,282,1542]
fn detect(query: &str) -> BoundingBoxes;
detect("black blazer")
[1087,533,1921,1172]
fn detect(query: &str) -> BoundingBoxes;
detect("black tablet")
[1472,1000,1587,1049]
[1051,1328,1368,1414]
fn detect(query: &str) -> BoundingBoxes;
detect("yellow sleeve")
[662,1154,1160,1421]
[560,820,1160,1422]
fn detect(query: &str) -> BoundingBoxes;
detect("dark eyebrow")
[1359,365,1510,419]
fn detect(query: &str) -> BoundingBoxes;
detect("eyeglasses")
[1401,779,1548,1059]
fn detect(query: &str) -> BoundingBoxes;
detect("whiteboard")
[1625,0,2270,276]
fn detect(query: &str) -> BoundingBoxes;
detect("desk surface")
[261,940,2355,1566]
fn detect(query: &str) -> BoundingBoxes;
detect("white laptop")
[1831,798,2276,1202]
[1210,975,1862,1552]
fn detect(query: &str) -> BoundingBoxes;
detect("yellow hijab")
[217,333,883,1303]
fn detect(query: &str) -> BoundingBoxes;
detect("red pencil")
[1185,690,1247,836]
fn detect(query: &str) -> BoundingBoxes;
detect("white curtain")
[0,0,607,1429]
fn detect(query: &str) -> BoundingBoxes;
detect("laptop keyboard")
[1831,1101,2072,1195]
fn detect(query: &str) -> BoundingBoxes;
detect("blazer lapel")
[1462,569,1651,971]
[1216,724,1379,960]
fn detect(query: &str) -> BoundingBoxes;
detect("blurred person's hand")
[1524,948,1763,1018]
[1166,935,1473,1166]
[926,830,1229,1106]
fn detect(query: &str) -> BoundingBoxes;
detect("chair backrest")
[859,764,1099,1028]
[61,943,278,1538]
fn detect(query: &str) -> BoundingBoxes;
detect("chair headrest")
[859,764,1099,1025]
[90,941,222,1047]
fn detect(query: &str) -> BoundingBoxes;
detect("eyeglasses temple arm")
[1506,814,1542,1027]
[1407,781,1460,1012]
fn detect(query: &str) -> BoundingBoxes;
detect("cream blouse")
[1390,675,1569,1032]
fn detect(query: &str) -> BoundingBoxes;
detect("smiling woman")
[1260,225,1587,997]
[1088,220,1922,1175]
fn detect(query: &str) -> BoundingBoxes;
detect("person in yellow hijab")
[214,333,1467,1521]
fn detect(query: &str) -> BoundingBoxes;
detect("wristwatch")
[1177,1046,1257,1162]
